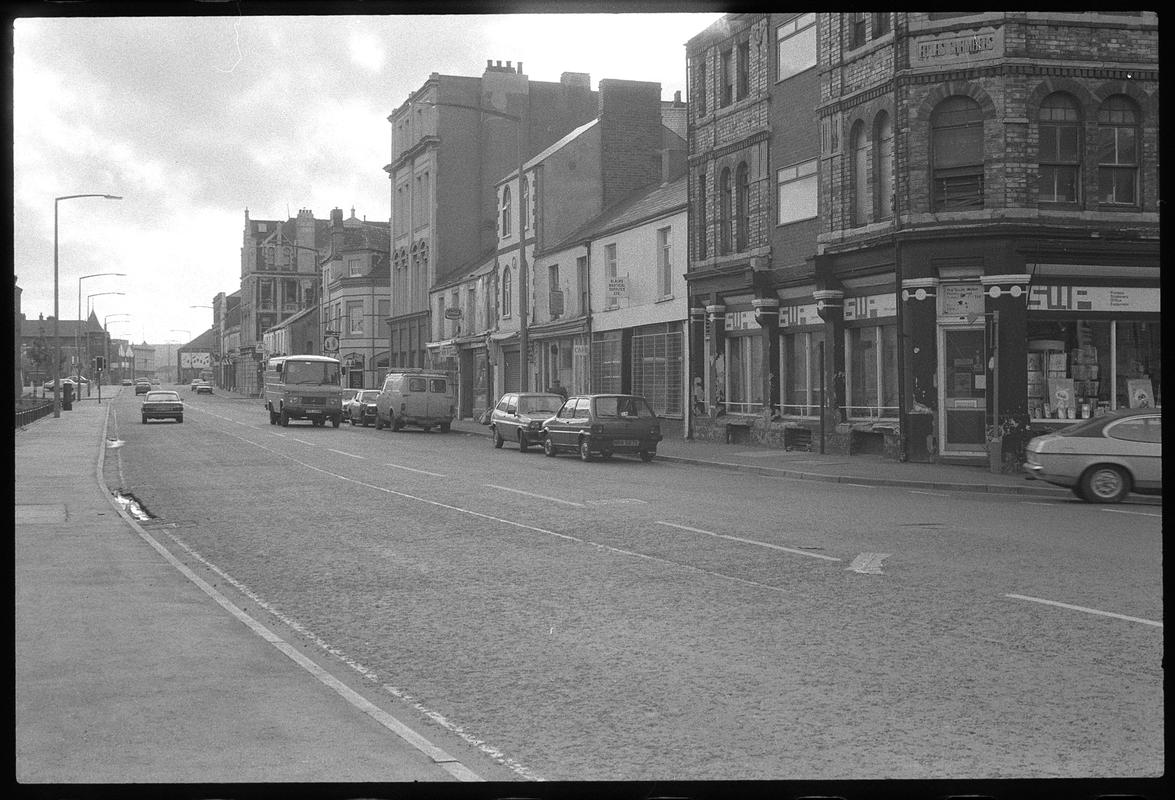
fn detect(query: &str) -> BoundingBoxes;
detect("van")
[375,369,456,432]
[262,354,345,427]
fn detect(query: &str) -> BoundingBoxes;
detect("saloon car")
[541,394,662,462]
[1023,409,1162,502]
[141,390,184,424]
[194,381,213,394]
[489,392,565,451]
[134,379,151,395]
[344,389,381,426]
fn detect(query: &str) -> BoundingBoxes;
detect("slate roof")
[548,174,687,254]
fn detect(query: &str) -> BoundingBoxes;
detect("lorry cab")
[374,369,456,432]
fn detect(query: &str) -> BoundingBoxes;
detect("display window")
[1026,319,1160,420]
[780,329,824,416]
[846,324,898,418]
[726,333,764,414]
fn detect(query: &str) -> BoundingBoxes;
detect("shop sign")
[939,284,984,318]
[439,344,458,358]
[723,310,756,330]
[1028,285,1160,313]
[180,351,212,369]
[444,307,463,320]
[606,277,628,298]
[778,303,819,327]
[572,343,590,357]
[843,293,897,321]
[913,27,1002,67]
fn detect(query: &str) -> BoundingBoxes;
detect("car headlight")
[289,396,301,405]
[327,397,340,406]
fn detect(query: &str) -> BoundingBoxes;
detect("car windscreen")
[518,395,564,415]
[593,396,655,418]
[360,391,379,401]
[283,360,341,386]
[145,392,179,402]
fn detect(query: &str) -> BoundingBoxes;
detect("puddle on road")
[112,491,153,521]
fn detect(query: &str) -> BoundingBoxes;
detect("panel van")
[374,369,457,432]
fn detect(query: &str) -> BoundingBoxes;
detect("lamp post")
[104,313,131,387]
[54,194,123,417]
[170,329,190,385]
[84,291,125,391]
[76,272,125,394]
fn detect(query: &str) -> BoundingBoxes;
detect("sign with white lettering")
[572,343,590,357]
[778,303,819,328]
[914,28,1002,67]
[723,310,757,330]
[1028,285,1160,313]
[940,284,985,317]
[843,293,897,321]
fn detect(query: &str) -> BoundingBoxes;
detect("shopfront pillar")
[814,289,845,439]
[688,306,706,420]
[752,297,780,413]
[705,303,726,411]
[900,278,939,461]
[981,274,1030,429]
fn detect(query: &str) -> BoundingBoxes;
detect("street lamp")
[104,313,131,386]
[76,272,125,393]
[170,329,190,385]
[54,194,122,417]
[83,291,125,390]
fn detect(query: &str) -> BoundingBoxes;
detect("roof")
[178,328,216,350]
[550,174,687,252]
[264,306,316,332]
[497,118,599,185]
[20,318,94,339]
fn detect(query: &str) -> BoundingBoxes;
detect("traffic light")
[95,356,106,371]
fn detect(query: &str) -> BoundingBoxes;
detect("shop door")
[502,347,520,393]
[939,327,987,452]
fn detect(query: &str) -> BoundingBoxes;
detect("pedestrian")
[547,378,568,400]
[692,376,705,415]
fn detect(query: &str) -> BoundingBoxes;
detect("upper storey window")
[500,186,512,238]
[931,96,984,211]
[848,13,866,49]
[875,112,894,219]
[1038,93,1082,204]
[776,13,816,83]
[736,40,750,101]
[520,175,530,233]
[1097,95,1140,206]
[721,48,734,107]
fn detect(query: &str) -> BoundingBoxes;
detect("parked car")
[42,377,88,391]
[344,389,381,426]
[195,381,213,395]
[121,379,133,386]
[190,379,201,391]
[134,379,151,395]
[542,394,662,462]
[1023,409,1162,502]
[489,392,565,451]
[374,370,456,432]
[141,390,184,424]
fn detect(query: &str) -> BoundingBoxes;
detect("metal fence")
[15,399,54,428]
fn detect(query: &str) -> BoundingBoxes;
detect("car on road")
[121,379,133,386]
[1023,409,1162,502]
[42,377,88,391]
[134,379,151,395]
[542,394,662,462]
[141,390,184,424]
[190,379,201,391]
[489,392,565,452]
[344,389,380,426]
[374,369,456,432]
[194,380,213,394]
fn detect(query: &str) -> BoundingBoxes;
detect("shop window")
[875,112,894,219]
[726,334,764,414]
[1097,95,1140,206]
[780,329,824,416]
[846,324,898,418]
[591,331,623,393]
[931,96,985,211]
[1038,93,1082,204]
[776,13,816,83]
[632,324,683,416]
[851,121,869,226]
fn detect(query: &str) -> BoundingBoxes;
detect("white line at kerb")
[1102,508,1162,518]
[1005,593,1162,628]
[656,521,841,562]
[485,485,585,508]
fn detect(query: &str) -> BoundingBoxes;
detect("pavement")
[14,386,1160,784]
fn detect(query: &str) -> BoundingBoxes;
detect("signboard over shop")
[843,293,897,321]
[606,277,628,298]
[1028,285,1160,314]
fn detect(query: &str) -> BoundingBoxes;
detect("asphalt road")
[103,388,1164,782]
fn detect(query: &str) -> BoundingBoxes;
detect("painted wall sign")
[180,352,212,368]
[778,303,819,327]
[843,293,897,321]
[1028,285,1160,314]
[723,310,757,330]
[914,27,1002,66]
[572,343,590,357]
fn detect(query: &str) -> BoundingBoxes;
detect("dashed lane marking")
[382,462,446,478]
[327,449,365,459]
[847,552,891,575]
[1101,508,1162,518]
[290,438,318,446]
[655,521,841,562]
[1005,594,1162,628]
[485,485,585,507]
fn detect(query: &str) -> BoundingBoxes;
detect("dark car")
[542,394,662,462]
[344,389,381,426]
[1023,409,1162,502]
[489,392,565,451]
[141,390,184,424]
[134,380,151,395]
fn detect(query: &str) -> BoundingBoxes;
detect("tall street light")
[54,194,123,417]
[170,329,190,385]
[76,271,125,391]
[104,313,132,386]
[84,291,125,390]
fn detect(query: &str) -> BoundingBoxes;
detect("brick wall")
[598,79,663,207]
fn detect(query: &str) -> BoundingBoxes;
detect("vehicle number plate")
[614,439,639,447]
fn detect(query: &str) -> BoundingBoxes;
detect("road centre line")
[382,462,447,478]
[290,438,318,446]
[1004,593,1162,628]
[1101,508,1162,518]
[656,521,841,562]
[485,485,585,507]
[327,449,365,459]
[909,490,950,497]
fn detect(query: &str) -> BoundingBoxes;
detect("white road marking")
[1022,501,1058,507]
[1101,508,1162,518]
[1005,594,1161,628]
[847,552,891,575]
[383,462,446,478]
[655,521,841,562]
[485,485,585,507]
[290,438,317,446]
[842,483,879,489]
[327,449,365,459]
[909,490,950,497]
[269,432,287,437]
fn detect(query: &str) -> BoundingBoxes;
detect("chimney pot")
[486,59,492,68]
[517,61,523,74]
[506,61,512,69]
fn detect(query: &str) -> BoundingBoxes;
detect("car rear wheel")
[492,427,504,448]
[332,417,341,428]
[269,409,278,425]
[439,422,451,433]
[1080,464,1130,503]
[543,437,557,457]
[177,416,184,424]
[517,431,529,452]
[579,438,593,462]
[279,410,289,427]
[639,449,655,462]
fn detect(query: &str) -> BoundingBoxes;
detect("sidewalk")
[13,389,474,783]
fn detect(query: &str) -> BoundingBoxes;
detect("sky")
[11,6,723,347]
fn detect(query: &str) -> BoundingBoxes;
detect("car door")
[1106,415,1162,489]
[549,398,575,448]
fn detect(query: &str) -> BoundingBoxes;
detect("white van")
[374,369,456,432]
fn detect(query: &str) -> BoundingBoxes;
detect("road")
[102,388,1164,782]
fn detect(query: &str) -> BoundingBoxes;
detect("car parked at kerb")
[542,394,662,462]
[489,392,565,451]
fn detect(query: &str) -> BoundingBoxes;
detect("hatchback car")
[344,389,381,426]
[195,381,213,394]
[121,379,133,386]
[1023,409,1161,502]
[490,392,565,451]
[134,380,151,395]
[141,390,184,424]
[542,394,662,462]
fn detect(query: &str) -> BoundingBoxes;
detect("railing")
[15,399,54,428]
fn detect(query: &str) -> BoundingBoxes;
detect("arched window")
[931,96,984,211]
[851,121,869,225]
[1038,93,1082,204]
[500,186,512,237]
[875,112,894,219]
[520,175,529,232]
[719,167,733,254]
[1097,95,1140,206]
[735,162,750,251]
[502,265,512,317]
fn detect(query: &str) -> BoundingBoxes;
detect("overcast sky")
[12,8,722,346]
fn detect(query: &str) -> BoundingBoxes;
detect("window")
[849,13,866,49]
[719,167,733,254]
[466,288,476,332]
[347,302,363,336]
[656,227,673,298]
[776,159,818,224]
[781,329,825,416]
[347,256,363,277]
[576,256,588,315]
[377,298,389,324]
[694,59,707,117]
[485,272,498,326]
[776,13,816,83]
[548,264,563,317]
[931,96,985,211]
[631,323,684,416]
[604,244,618,310]
[736,40,750,101]
[847,325,898,417]
[591,330,623,393]
[851,121,869,226]
[872,12,891,38]
[1097,95,1140,206]
[1038,93,1082,204]
[502,266,512,317]
[697,173,708,259]
[735,162,750,251]
[721,48,734,107]
[520,175,529,232]
[435,295,445,338]
[726,334,764,414]
[875,113,894,219]
[259,279,274,309]
[500,186,512,237]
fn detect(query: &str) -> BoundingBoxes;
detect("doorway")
[939,326,986,452]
